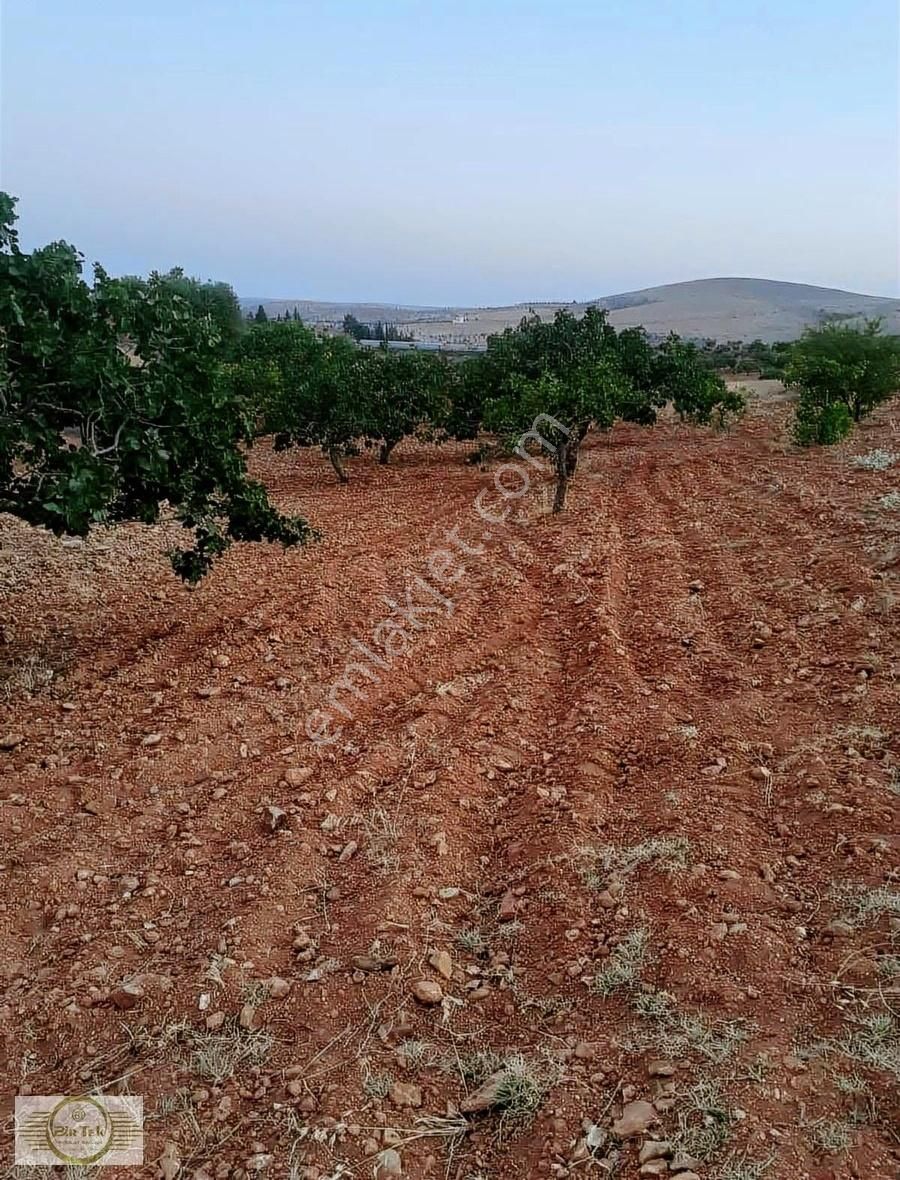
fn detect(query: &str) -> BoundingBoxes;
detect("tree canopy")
[479,308,743,510]
[358,347,450,464]
[0,193,313,580]
[245,321,369,483]
[786,319,900,444]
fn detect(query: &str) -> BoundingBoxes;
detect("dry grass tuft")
[831,1013,900,1080]
[809,1118,854,1155]
[578,836,690,890]
[853,449,898,471]
[184,1020,274,1083]
[714,1154,774,1180]
[592,927,650,996]
[673,1076,733,1160]
[631,992,749,1063]
[832,883,900,928]
[0,653,56,700]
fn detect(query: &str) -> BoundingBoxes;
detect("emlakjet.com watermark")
[304,413,569,749]
[15,1095,143,1166]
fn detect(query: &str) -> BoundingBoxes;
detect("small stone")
[498,890,519,920]
[351,954,398,973]
[459,1070,507,1113]
[246,1154,273,1173]
[0,734,24,750]
[109,981,144,1010]
[827,920,855,937]
[265,805,288,833]
[428,949,453,979]
[159,1141,181,1180]
[141,732,163,747]
[205,1010,226,1031]
[375,1149,403,1178]
[239,1004,259,1029]
[338,840,358,862]
[285,767,312,786]
[639,1140,672,1163]
[412,980,443,1005]
[389,1081,422,1108]
[639,1164,668,1178]
[268,976,291,998]
[647,1060,676,1078]
[612,1099,656,1139]
[669,1152,702,1173]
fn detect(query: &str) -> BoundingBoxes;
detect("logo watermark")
[15,1095,143,1166]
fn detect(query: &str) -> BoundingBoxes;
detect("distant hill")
[240,278,900,343]
[582,278,900,342]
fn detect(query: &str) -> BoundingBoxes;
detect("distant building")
[356,338,484,353]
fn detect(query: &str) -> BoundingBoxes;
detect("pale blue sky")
[1,0,897,303]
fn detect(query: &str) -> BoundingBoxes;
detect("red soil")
[1,396,898,1179]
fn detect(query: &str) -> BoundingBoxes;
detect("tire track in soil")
[549,435,852,1155]
[600,433,899,1160]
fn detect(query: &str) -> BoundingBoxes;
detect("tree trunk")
[566,424,589,475]
[553,441,569,514]
[328,446,349,484]
[379,439,397,465]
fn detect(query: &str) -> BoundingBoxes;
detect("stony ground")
[1,393,899,1180]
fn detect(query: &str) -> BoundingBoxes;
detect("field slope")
[1,392,899,1178]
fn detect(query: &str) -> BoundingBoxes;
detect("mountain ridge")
[240,277,900,342]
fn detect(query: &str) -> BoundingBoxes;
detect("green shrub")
[792,391,852,446]
[787,320,900,445]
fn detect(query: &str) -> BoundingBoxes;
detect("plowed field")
[2,395,899,1180]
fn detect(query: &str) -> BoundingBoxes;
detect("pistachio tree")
[479,308,742,512]
[0,193,313,580]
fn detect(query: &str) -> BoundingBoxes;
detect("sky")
[1,0,897,305]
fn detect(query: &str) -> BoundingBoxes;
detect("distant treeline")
[698,337,792,378]
[249,304,303,324]
[341,313,414,342]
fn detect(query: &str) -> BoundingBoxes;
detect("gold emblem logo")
[16,1095,143,1166]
